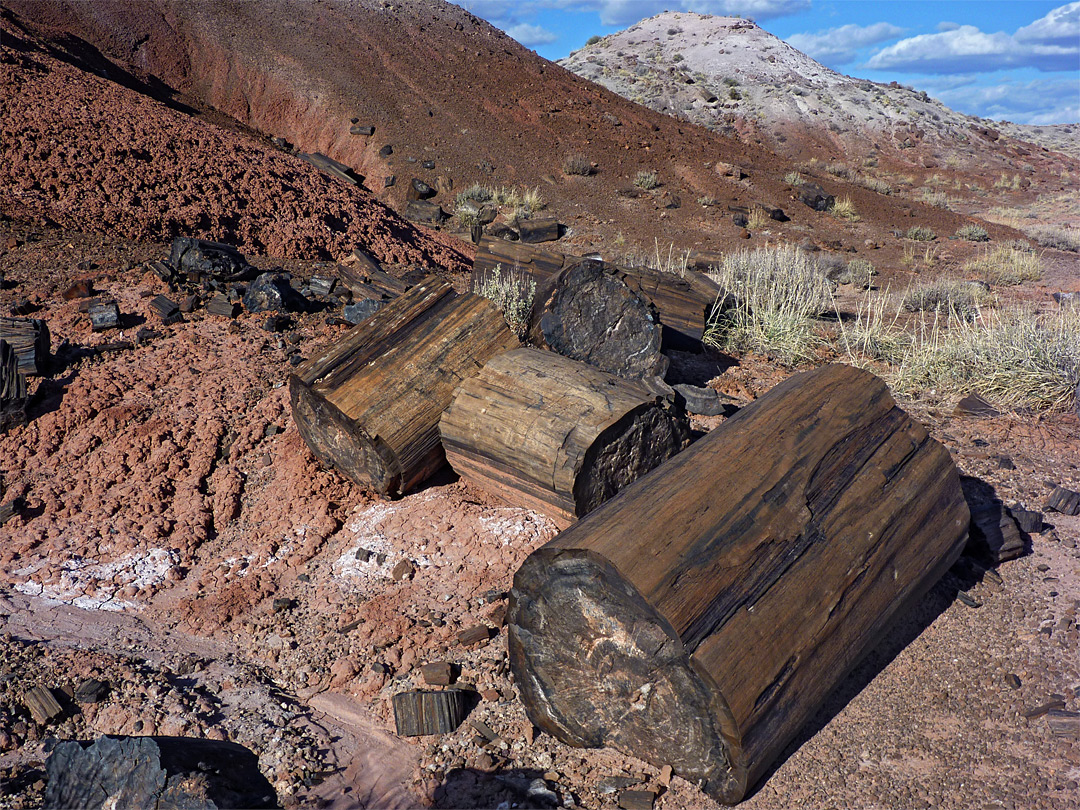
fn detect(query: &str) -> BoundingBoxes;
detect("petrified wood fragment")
[290,277,518,495]
[508,364,969,804]
[441,348,689,525]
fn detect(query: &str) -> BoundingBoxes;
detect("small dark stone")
[1008,507,1044,534]
[73,679,110,704]
[997,455,1016,470]
[350,125,375,136]
[1006,673,1022,689]
[169,237,253,284]
[288,354,305,367]
[672,384,738,417]
[422,160,435,170]
[272,597,295,613]
[384,175,396,188]
[61,279,94,300]
[244,273,305,314]
[732,212,748,228]
[262,314,291,332]
[954,392,1000,418]
[379,144,393,157]
[409,178,436,200]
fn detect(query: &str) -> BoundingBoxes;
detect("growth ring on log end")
[508,364,970,803]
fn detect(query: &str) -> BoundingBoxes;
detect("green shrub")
[964,246,1042,286]
[563,154,594,176]
[633,170,659,190]
[705,246,833,365]
[956,224,990,242]
[586,35,602,46]
[906,226,936,241]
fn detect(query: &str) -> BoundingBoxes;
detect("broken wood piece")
[298,152,362,185]
[308,276,336,297]
[967,500,1025,563]
[672,383,737,417]
[88,301,120,332]
[508,364,969,805]
[392,690,467,736]
[421,661,454,687]
[0,317,50,375]
[1046,709,1079,739]
[290,277,519,495]
[0,340,28,432]
[458,625,493,647]
[149,295,181,324]
[440,348,689,525]
[23,685,63,724]
[517,217,560,244]
[1044,485,1080,516]
[618,790,657,810]
[529,259,667,380]
[403,200,446,225]
[615,264,725,351]
[335,259,408,301]
[1022,698,1066,719]
[206,293,239,318]
[1008,507,1044,534]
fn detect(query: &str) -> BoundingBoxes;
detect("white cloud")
[866,5,1080,74]
[507,22,559,46]
[1015,2,1080,47]
[931,77,1080,125]
[787,22,905,65]
[937,22,961,33]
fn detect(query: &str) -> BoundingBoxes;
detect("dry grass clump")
[964,246,1042,286]
[705,245,833,365]
[747,207,770,230]
[900,278,991,320]
[828,196,859,221]
[825,162,857,181]
[956,224,990,242]
[906,226,936,241]
[473,263,536,338]
[895,306,1080,412]
[843,258,876,289]
[856,175,893,195]
[784,171,805,186]
[836,288,910,363]
[562,154,594,176]
[1026,224,1080,252]
[633,170,659,190]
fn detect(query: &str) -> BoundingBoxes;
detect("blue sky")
[458,1,1080,125]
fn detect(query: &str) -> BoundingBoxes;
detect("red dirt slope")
[0,10,469,269]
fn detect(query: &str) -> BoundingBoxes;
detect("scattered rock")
[88,300,120,331]
[22,685,63,724]
[390,558,415,581]
[618,789,657,809]
[420,661,454,686]
[169,237,253,284]
[1045,485,1080,516]
[457,625,493,647]
[954,392,1000,418]
[672,383,738,416]
[343,299,384,324]
[350,124,375,136]
[797,182,834,212]
[243,273,305,314]
[408,178,436,200]
[61,279,94,300]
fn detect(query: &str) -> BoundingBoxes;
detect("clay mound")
[0,15,469,269]
[561,11,1079,189]
[0,0,988,259]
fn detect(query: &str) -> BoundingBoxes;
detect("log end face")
[289,374,401,495]
[508,548,747,803]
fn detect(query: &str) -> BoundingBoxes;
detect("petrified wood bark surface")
[528,259,667,380]
[508,364,969,804]
[290,276,519,495]
[440,347,689,526]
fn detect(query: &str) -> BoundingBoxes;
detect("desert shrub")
[906,226,936,241]
[453,206,478,230]
[993,173,1021,190]
[956,224,990,242]
[586,35,602,46]
[917,188,952,209]
[844,258,876,289]
[836,288,910,363]
[964,246,1042,286]
[473,264,536,338]
[784,171,805,186]
[829,196,859,221]
[697,195,719,207]
[824,162,856,181]
[900,278,991,320]
[563,154,594,176]
[746,207,770,230]
[633,170,659,190]
[895,305,1080,412]
[673,53,684,62]
[1026,224,1080,252]
[458,184,493,204]
[705,245,833,365]
[723,76,739,87]
[728,88,742,100]
[857,175,892,195]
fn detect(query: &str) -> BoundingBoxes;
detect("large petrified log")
[440,348,690,526]
[529,259,667,380]
[0,317,49,375]
[471,235,569,292]
[290,277,519,495]
[508,364,969,804]
[0,340,28,432]
[616,264,725,351]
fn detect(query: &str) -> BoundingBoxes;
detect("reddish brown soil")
[0,9,469,271]
[1,0,1026,272]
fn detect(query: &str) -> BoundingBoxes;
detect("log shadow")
[747,477,1006,800]
[26,371,75,420]
[433,765,564,809]
[664,347,738,387]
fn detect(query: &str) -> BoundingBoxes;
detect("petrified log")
[88,301,120,331]
[472,236,569,292]
[0,316,49,375]
[616,264,725,351]
[441,348,689,525]
[169,237,253,283]
[403,200,446,225]
[0,340,28,432]
[517,217,560,244]
[393,690,468,736]
[529,259,667,380]
[290,277,519,495]
[508,364,969,804]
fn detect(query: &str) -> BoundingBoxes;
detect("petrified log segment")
[471,235,569,292]
[0,340,28,432]
[616,265,724,351]
[529,259,667,380]
[392,690,467,736]
[440,348,689,526]
[0,317,49,375]
[508,364,969,804]
[290,277,519,495]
